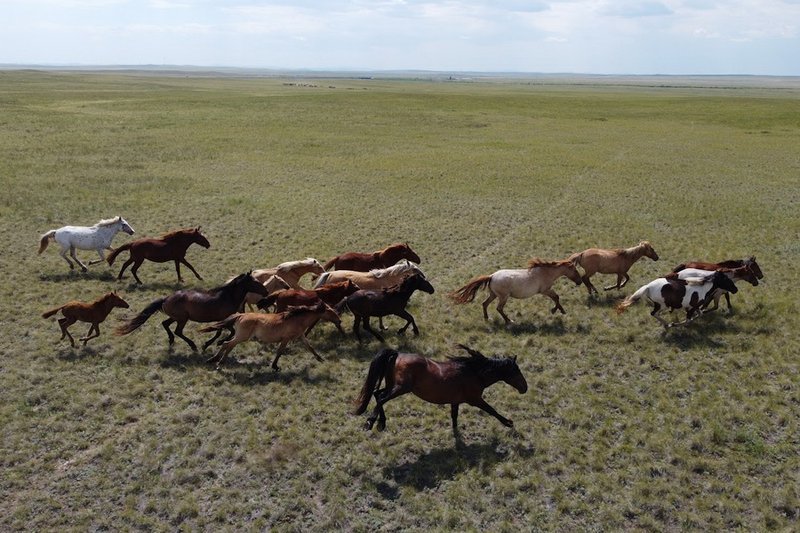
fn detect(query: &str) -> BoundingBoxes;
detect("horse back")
[396,354,483,405]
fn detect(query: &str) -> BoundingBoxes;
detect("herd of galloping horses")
[37,216,763,434]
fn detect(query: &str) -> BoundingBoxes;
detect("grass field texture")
[1,71,799,530]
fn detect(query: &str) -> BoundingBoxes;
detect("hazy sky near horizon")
[2,0,799,75]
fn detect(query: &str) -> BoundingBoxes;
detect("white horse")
[616,271,738,328]
[38,216,135,271]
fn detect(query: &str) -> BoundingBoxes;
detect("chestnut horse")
[673,257,763,280]
[42,291,129,347]
[337,272,435,342]
[257,279,360,312]
[201,303,342,370]
[353,344,527,435]
[668,265,758,312]
[107,227,210,284]
[450,258,582,324]
[569,241,659,295]
[323,242,421,271]
[115,272,268,351]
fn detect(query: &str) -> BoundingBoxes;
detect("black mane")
[447,344,517,379]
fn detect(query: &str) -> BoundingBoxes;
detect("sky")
[1,0,799,75]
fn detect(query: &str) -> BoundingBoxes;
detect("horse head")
[403,272,434,294]
[562,260,583,286]
[641,241,659,261]
[501,356,528,394]
[119,217,135,235]
[192,227,211,248]
[712,271,738,294]
[745,256,764,279]
[395,242,421,264]
[107,291,130,309]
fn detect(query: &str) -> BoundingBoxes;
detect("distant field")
[1,70,798,531]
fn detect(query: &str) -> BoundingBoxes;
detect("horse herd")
[37,216,764,434]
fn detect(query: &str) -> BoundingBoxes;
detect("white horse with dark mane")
[38,216,135,271]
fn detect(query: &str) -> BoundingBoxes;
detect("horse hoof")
[377,421,386,432]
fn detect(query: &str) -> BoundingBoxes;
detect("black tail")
[353,348,398,415]
[115,297,166,335]
[256,293,279,311]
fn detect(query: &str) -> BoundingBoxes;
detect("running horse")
[323,243,421,271]
[115,272,268,351]
[353,344,528,435]
[569,241,659,295]
[38,216,135,271]
[668,264,759,312]
[107,227,210,284]
[42,292,129,347]
[450,258,582,324]
[243,258,326,307]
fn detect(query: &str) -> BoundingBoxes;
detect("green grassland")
[1,70,798,530]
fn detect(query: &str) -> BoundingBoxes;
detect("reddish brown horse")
[673,257,763,280]
[107,227,210,284]
[115,272,268,351]
[42,292,129,347]
[353,344,527,435]
[323,243,420,271]
[257,279,360,312]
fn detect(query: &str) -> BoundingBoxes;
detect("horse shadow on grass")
[505,316,571,336]
[39,270,116,283]
[584,293,623,309]
[376,437,534,498]
[217,362,336,387]
[659,313,742,349]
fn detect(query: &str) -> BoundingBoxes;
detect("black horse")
[337,272,434,342]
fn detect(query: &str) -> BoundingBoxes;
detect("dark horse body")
[42,292,129,347]
[353,345,527,436]
[672,256,763,311]
[115,272,268,351]
[107,227,210,284]
[257,280,360,312]
[323,242,420,271]
[337,273,434,342]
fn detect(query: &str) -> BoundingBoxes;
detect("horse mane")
[370,260,414,278]
[276,258,319,271]
[447,344,516,378]
[95,216,121,227]
[160,227,194,239]
[716,259,745,269]
[209,272,249,294]
[284,303,325,318]
[618,241,652,257]
[380,242,407,253]
[527,257,569,269]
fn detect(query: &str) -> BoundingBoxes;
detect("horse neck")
[94,223,121,246]
[530,264,565,285]
[625,245,649,262]
[169,233,196,251]
[379,248,400,266]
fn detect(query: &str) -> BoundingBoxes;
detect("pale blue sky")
[2,0,799,75]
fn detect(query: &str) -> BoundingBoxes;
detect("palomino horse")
[107,227,210,284]
[337,273,435,343]
[616,271,738,328]
[353,344,527,435]
[42,292,129,347]
[323,243,421,271]
[569,241,659,295]
[668,266,758,312]
[252,258,326,289]
[201,303,342,371]
[115,272,268,351]
[38,216,135,271]
[450,258,583,324]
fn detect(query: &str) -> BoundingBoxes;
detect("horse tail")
[106,242,132,265]
[353,348,398,415]
[38,230,57,254]
[115,297,166,335]
[323,256,338,271]
[256,293,279,311]
[314,272,330,289]
[197,314,240,333]
[449,275,492,304]
[615,284,649,314]
[41,305,65,318]
[567,251,583,266]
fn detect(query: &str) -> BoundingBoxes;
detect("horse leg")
[467,397,513,428]
[161,318,176,345]
[724,292,733,313]
[450,404,460,432]
[299,335,324,362]
[650,303,670,329]
[172,319,197,352]
[208,337,240,367]
[173,260,183,282]
[58,317,77,347]
[395,309,418,336]
[59,245,75,270]
[180,258,203,281]
[378,317,388,331]
[88,249,106,266]
[618,273,631,289]
[368,384,410,432]
[481,292,497,321]
[117,257,135,280]
[79,323,100,345]
[362,317,386,343]
[603,273,625,291]
[582,273,598,295]
[202,328,224,351]
[352,315,363,342]
[543,289,566,314]
[70,246,88,272]
[130,259,144,284]
[271,340,290,372]
[495,295,513,324]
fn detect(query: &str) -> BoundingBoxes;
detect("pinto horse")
[669,265,758,312]
[201,303,342,370]
[38,216,135,271]
[337,273,435,342]
[42,292,129,347]
[672,257,763,311]
[323,242,421,271]
[107,227,210,284]
[616,271,738,328]
[569,241,659,295]
[115,272,268,351]
[353,344,528,435]
[450,258,582,324]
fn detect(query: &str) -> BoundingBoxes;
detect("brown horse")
[337,272,435,342]
[668,263,760,312]
[107,227,210,284]
[115,272,268,351]
[257,279,360,312]
[673,257,763,280]
[241,274,291,311]
[323,242,421,271]
[201,303,342,370]
[353,344,528,435]
[569,241,659,295]
[42,292,129,347]
[450,258,583,324]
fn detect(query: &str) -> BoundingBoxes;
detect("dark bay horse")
[42,291,129,347]
[353,344,528,435]
[337,273,434,342]
[107,227,210,284]
[323,243,421,271]
[115,272,268,351]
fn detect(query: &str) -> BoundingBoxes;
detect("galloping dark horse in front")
[353,344,528,436]
[115,272,268,351]
[323,242,421,271]
[107,227,210,284]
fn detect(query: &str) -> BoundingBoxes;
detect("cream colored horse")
[568,241,659,295]
[450,258,583,324]
[314,259,424,290]
[252,258,325,289]
[242,274,291,311]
